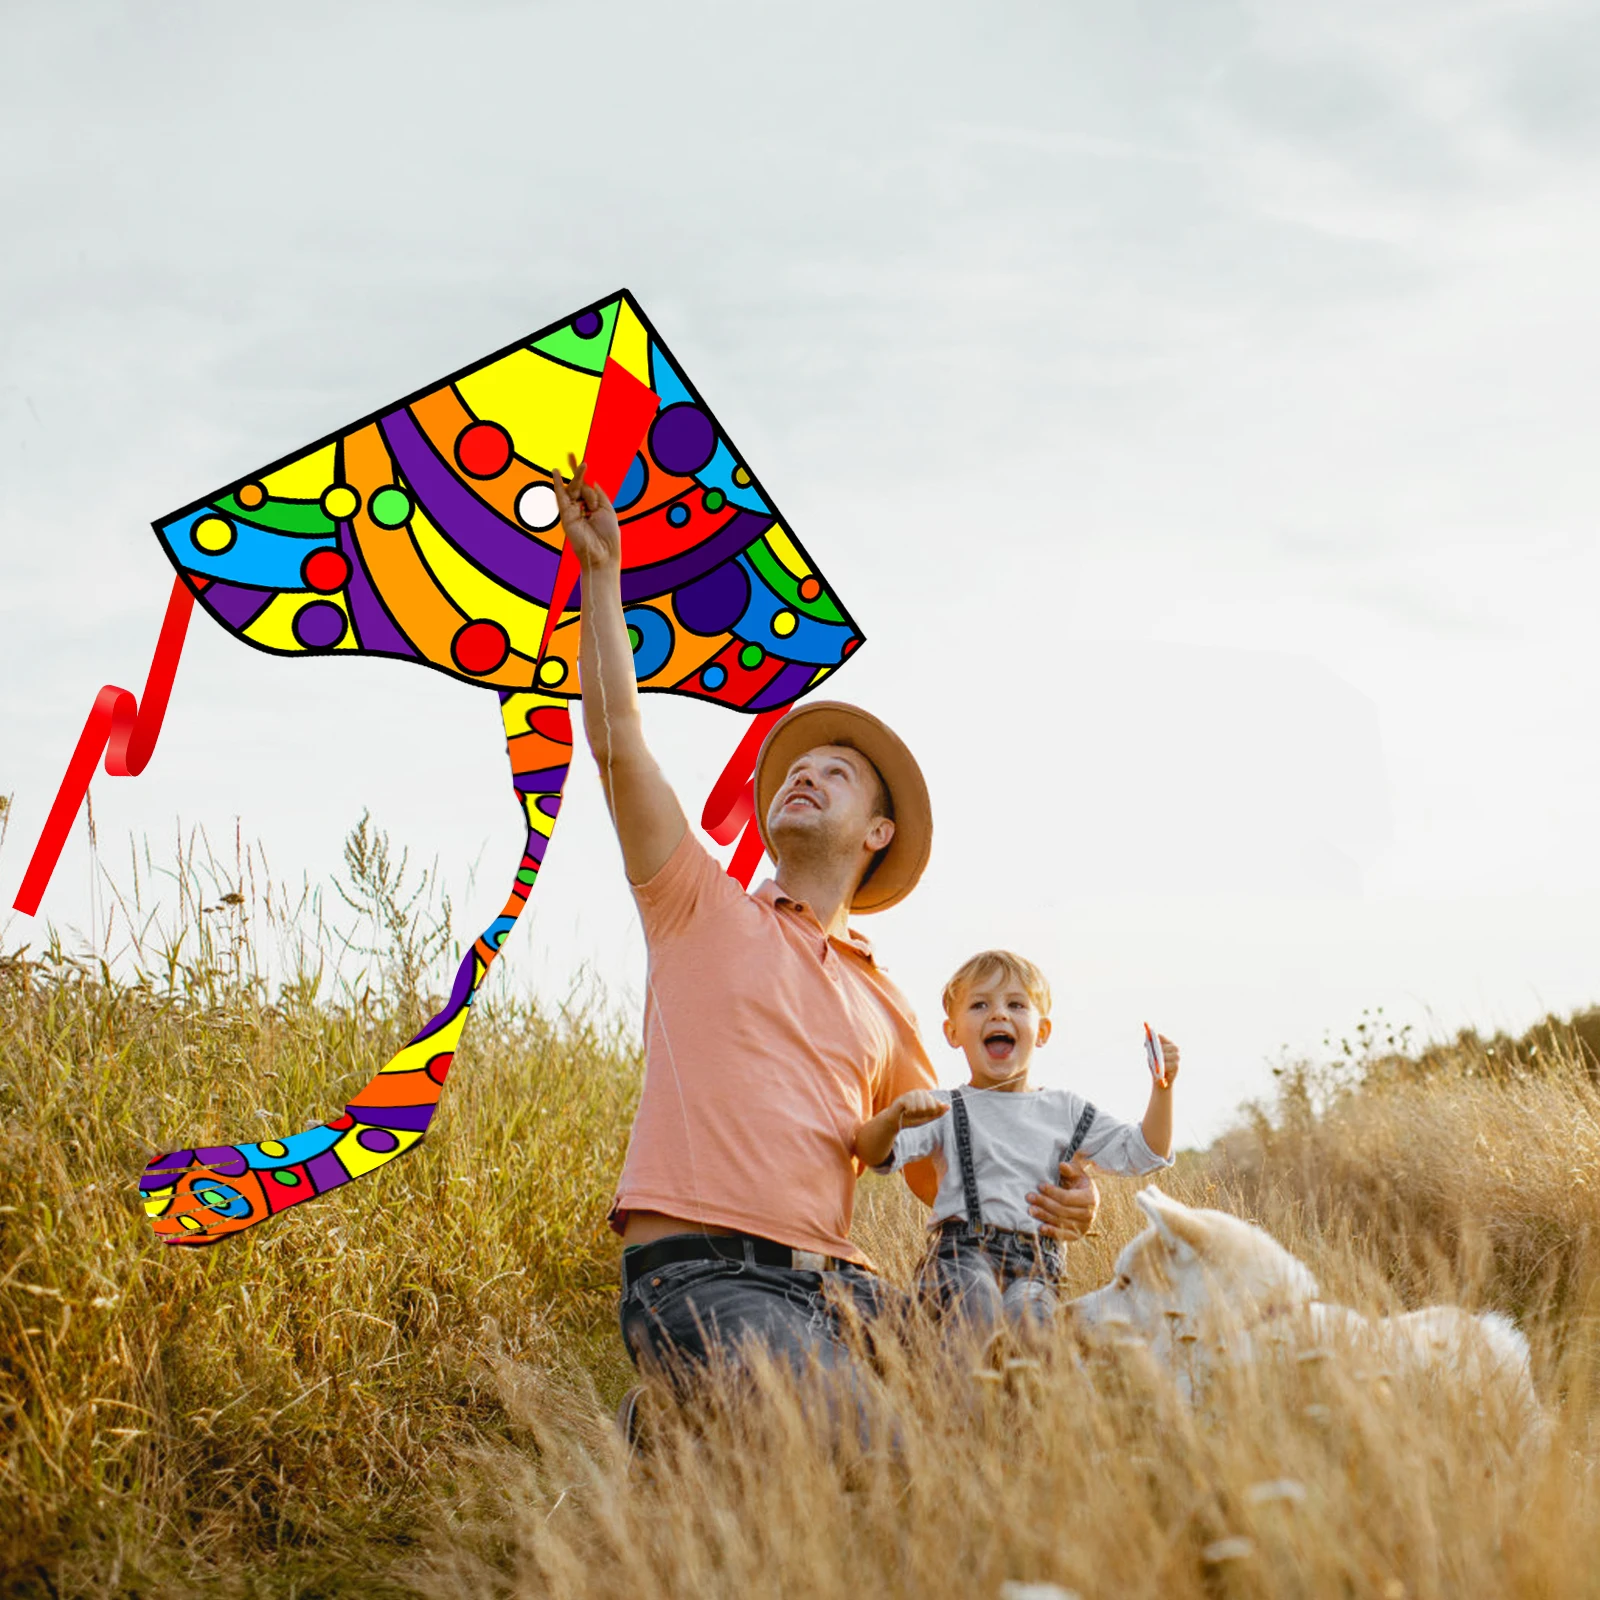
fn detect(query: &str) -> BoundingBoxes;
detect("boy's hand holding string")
[853,1089,948,1170]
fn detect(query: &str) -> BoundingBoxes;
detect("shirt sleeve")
[873,1102,950,1173]
[1077,1102,1173,1175]
[629,826,745,945]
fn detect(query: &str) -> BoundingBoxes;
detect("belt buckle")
[792,1249,827,1272]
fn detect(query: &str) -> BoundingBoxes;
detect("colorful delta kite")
[13,290,863,1246]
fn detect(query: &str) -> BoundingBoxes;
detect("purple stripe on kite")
[412,949,478,1041]
[537,793,562,819]
[340,520,417,657]
[196,1145,248,1176]
[201,581,276,630]
[747,660,819,711]
[379,409,561,602]
[306,1148,350,1193]
[512,764,572,793]
[523,829,549,865]
[348,1103,435,1133]
[618,512,775,603]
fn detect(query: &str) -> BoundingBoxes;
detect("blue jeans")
[619,1251,902,1386]
[916,1226,1063,1338]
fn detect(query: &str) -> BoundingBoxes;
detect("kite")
[12,290,862,1245]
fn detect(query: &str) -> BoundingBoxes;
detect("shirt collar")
[753,877,877,963]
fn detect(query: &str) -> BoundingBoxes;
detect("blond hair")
[941,949,1052,1018]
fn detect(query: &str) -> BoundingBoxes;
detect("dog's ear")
[1136,1188,1210,1260]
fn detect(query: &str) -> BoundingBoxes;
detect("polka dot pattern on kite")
[452,619,510,676]
[650,404,717,478]
[293,601,348,650]
[322,485,360,520]
[625,606,674,679]
[369,487,412,528]
[455,421,513,479]
[302,549,350,593]
[676,562,751,636]
[516,483,560,531]
[193,517,235,554]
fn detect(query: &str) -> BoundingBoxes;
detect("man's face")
[766,744,894,869]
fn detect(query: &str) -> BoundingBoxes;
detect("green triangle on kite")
[529,298,620,374]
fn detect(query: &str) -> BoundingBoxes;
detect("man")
[550,459,1099,1388]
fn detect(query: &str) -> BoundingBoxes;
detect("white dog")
[1068,1188,1539,1426]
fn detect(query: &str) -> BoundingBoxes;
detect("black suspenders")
[1063,1100,1098,1166]
[948,1088,984,1229]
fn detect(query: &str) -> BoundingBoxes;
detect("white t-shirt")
[876,1086,1172,1233]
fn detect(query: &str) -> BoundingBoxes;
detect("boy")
[854,949,1179,1340]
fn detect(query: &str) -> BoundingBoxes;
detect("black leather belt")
[621,1231,850,1289]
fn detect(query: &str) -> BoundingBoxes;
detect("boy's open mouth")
[983,1032,1015,1060]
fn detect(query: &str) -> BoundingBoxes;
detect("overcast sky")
[4,0,1599,1145]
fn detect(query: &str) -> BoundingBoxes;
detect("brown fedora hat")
[753,701,932,913]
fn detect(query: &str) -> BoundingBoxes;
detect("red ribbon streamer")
[701,706,788,888]
[13,576,196,915]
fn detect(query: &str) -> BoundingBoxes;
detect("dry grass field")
[4,823,1600,1597]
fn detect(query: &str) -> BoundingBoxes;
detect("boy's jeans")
[916,1223,1063,1336]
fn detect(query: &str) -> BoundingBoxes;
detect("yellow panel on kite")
[261,443,338,501]
[456,351,600,474]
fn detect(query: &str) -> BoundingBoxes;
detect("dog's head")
[1068,1188,1319,1357]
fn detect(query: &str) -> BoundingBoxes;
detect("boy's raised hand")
[1156,1035,1180,1089]
[551,454,622,573]
[1145,1025,1181,1090]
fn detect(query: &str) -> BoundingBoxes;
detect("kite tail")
[137,692,573,1246]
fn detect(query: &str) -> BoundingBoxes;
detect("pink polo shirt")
[610,828,936,1266]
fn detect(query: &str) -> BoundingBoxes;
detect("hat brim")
[753,701,932,913]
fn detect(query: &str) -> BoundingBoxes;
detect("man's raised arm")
[552,459,687,884]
